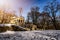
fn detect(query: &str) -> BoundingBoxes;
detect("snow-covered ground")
[0,30,60,40]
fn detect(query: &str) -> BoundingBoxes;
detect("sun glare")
[0,0,6,6]
[0,0,10,8]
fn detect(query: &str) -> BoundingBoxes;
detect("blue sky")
[16,0,51,19]
[0,0,60,19]
[19,0,60,19]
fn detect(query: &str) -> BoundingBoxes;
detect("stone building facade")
[10,16,25,26]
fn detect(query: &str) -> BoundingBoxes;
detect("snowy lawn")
[0,30,60,40]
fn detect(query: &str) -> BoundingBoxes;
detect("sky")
[0,0,60,19]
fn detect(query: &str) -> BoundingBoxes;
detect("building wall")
[10,16,25,26]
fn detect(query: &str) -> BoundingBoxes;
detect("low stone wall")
[0,30,60,40]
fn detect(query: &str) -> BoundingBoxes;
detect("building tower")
[18,8,25,26]
[19,8,23,17]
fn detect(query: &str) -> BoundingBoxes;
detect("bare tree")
[0,9,17,24]
[43,0,60,30]
[27,7,40,25]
